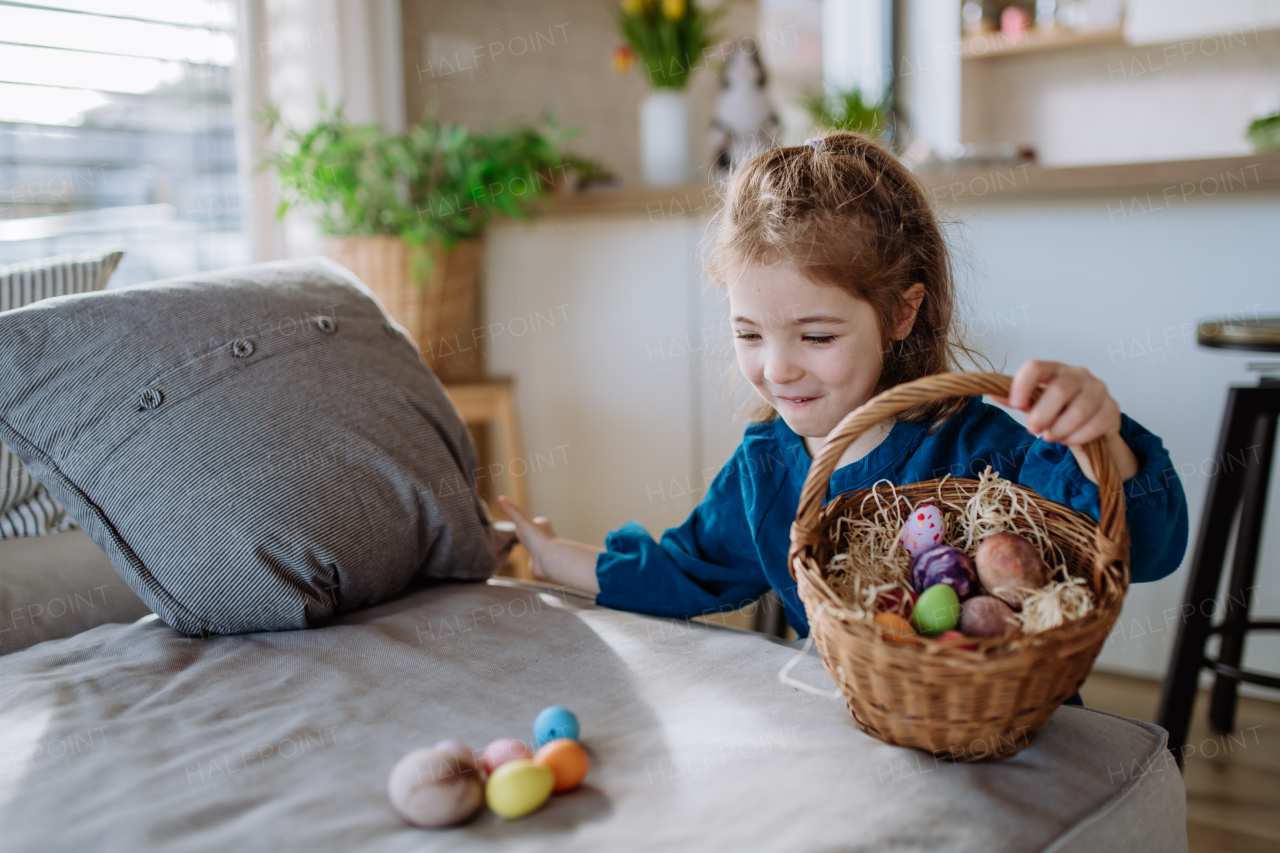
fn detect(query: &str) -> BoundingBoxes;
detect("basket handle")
[788,372,1129,599]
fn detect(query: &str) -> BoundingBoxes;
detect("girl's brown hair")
[705,131,984,425]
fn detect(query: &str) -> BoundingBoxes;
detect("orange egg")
[533,738,589,792]
[873,611,919,643]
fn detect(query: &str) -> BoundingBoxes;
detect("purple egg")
[911,545,977,598]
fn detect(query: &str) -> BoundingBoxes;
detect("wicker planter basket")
[325,236,483,381]
[787,372,1130,761]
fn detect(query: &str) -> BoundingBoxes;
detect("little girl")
[497,132,1189,640]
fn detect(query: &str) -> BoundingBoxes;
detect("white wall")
[961,27,1280,167]
[948,187,1280,691]
[482,214,746,547]
[1126,0,1280,46]
[484,186,1280,691]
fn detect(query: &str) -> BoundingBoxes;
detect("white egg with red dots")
[900,504,944,557]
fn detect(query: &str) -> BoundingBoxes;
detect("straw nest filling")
[824,468,1095,638]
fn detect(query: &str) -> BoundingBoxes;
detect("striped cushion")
[0,257,511,636]
[0,250,124,538]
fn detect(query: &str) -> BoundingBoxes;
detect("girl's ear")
[891,283,926,340]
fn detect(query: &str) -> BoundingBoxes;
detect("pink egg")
[482,738,532,775]
[900,504,944,557]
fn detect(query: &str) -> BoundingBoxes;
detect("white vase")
[639,89,695,187]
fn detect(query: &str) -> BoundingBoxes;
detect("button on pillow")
[0,258,510,636]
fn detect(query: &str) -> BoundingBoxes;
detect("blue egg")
[533,706,579,747]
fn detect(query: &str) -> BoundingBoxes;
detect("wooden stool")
[1157,317,1280,766]
[443,377,531,579]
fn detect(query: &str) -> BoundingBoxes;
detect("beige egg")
[387,746,484,828]
[975,532,1046,606]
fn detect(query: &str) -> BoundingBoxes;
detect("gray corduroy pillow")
[0,258,513,636]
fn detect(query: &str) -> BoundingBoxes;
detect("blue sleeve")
[594,446,771,620]
[1017,414,1189,583]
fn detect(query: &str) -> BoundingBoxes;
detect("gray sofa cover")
[0,577,1185,851]
[0,529,151,656]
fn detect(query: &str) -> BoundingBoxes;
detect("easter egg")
[432,739,473,757]
[534,738,590,792]
[533,706,580,747]
[387,746,484,828]
[872,611,918,643]
[959,595,1020,638]
[481,738,532,775]
[975,532,1046,606]
[911,545,977,598]
[485,759,555,819]
[900,504,944,557]
[910,583,961,636]
[935,630,978,650]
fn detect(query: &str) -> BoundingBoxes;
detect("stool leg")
[1157,388,1255,766]
[1209,411,1277,733]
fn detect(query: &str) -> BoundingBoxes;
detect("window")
[0,0,245,286]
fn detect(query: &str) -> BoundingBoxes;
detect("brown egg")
[975,532,1046,606]
[959,595,1019,638]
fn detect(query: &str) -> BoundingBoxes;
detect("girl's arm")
[501,441,773,620]
[497,495,602,595]
[993,360,1189,583]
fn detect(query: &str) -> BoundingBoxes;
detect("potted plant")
[264,104,606,380]
[802,85,891,141]
[613,0,726,186]
[1246,111,1280,153]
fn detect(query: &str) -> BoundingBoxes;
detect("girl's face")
[728,265,890,440]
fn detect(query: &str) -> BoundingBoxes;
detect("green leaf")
[259,99,613,281]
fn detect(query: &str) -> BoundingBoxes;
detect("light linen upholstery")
[0,257,511,636]
[0,579,1187,852]
[0,529,151,655]
[0,249,124,538]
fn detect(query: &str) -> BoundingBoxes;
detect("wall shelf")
[537,152,1280,218]
[961,27,1125,60]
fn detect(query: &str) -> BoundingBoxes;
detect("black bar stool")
[1157,316,1280,767]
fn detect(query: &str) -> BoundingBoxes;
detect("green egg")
[911,584,961,636]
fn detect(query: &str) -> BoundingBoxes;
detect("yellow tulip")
[622,0,645,15]
[662,0,686,20]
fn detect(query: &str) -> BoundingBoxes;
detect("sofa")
[0,528,1187,852]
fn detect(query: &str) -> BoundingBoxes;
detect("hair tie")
[804,137,825,153]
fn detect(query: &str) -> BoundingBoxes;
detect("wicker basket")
[325,236,483,381]
[787,372,1130,761]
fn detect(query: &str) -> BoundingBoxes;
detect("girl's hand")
[495,495,556,579]
[497,495,603,595]
[988,360,1139,484]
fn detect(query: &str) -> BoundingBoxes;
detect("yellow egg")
[485,759,554,819]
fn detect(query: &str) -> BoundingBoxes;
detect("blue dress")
[595,396,1189,638]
